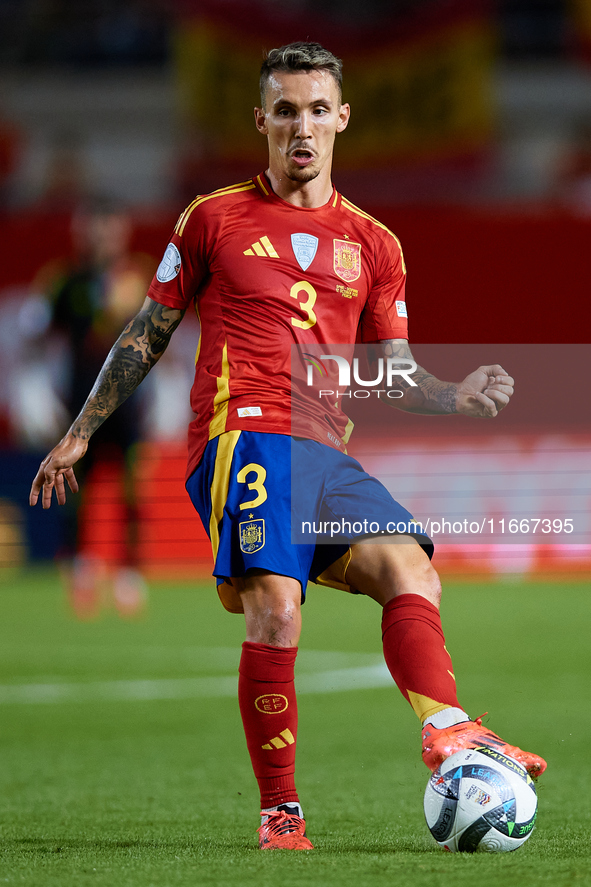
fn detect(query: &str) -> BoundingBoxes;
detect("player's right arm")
[29,297,184,509]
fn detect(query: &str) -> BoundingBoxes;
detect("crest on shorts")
[291,233,318,271]
[239,518,265,553]
[333,239,361,282]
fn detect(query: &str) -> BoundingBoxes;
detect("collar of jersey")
[254,171,339,211]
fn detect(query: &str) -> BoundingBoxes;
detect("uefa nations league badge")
[156,243,181,282]
[291,233,318,271]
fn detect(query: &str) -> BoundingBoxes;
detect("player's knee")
[237,574,302,647]
[417,559,442,608]
[348,539,442,608]
[384,551,441,607]
[243,599,301,646]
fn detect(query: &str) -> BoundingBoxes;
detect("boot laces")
[258,809,304,841]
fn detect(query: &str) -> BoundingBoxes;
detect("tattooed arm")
[30,298,185,508]
[380,339,514,417]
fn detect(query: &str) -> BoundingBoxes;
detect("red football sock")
[381,593,462,722]
[238,641,300,810]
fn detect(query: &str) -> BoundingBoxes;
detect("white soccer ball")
[424,746,538,852]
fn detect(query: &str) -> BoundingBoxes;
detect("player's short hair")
[260,42,343,107]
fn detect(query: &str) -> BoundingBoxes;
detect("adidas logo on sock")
[262,728,295,750]
[244,236,279,258]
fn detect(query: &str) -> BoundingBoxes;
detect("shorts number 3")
[237,463,268,510]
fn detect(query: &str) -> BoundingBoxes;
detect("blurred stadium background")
[0,0,590,583]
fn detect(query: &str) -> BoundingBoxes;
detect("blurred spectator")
[34,129,90,212]
[24,198,155,617]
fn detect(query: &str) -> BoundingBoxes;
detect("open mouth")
[291,148,315,165]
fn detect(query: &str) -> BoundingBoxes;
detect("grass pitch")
[0,567,588,887]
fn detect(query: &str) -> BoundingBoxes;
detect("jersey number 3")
[290,281,317,330]
[237,463,268,510]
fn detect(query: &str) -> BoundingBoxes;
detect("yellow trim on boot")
[407,692,451,723]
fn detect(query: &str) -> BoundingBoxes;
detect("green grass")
[0,568,589,886]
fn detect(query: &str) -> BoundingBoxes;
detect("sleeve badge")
[156,243,181,283]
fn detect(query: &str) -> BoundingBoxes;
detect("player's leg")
[235,568,302,646]
[347,538,465,726]
[346,539,546,776]
[310,446,463,730]
[186,431,317,849]
[233,569,312,849]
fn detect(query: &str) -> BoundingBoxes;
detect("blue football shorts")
[186,430,433,613]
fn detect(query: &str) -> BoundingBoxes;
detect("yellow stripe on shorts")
[209,430,241,559]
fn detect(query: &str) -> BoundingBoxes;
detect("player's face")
[254,70,350,185]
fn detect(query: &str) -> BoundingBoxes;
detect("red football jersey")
[148,173,408,477]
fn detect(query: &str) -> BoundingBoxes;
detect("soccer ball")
[424,746,538,852]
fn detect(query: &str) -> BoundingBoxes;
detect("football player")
[30,42,546,850]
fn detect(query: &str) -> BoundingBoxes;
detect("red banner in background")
[2,209,589,578]
[174,0,495,185]
[1,206,590,343]
[75,434,591,580]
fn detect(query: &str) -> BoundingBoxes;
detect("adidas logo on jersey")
[244,236,279,258]
[262,728,295,750]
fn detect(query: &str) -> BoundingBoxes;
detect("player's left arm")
[379,339,514,418]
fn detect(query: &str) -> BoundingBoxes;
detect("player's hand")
[456,365,514,418]
[29,432,88,509]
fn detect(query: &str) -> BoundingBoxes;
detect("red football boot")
[422,714,547,777]
[258,806,314,850]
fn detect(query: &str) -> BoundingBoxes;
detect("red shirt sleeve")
[358,229,409,342]
[147,201,213,310]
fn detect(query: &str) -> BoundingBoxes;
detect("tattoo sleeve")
[71,298,185,440]
[379,339,458,415]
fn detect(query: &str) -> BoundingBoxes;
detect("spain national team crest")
[239,518,265,553]
[333,239,362,282]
